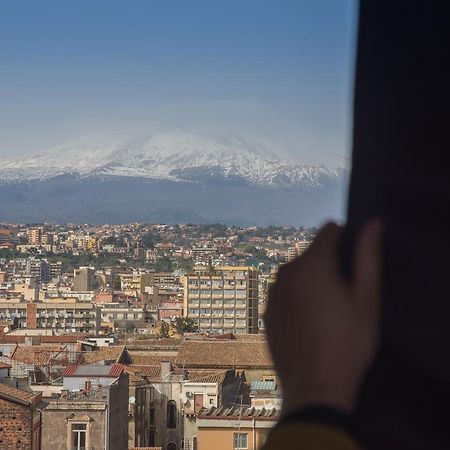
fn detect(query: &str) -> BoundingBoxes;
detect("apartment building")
[73,267,96,291]
[119,272,153,295]
[100,302,148,327]
[26,228,42,245]
[0,299,100,333]
[184,266,259,334]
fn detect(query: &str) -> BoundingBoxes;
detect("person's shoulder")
[262,422,363,450]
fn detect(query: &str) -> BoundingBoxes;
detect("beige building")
[73,267,96,291]
[196,406,278,450]
[26,227,42,245]
[184,266,259,334]
[120,272,153,295]
[41,365,129,450]
[0,299,100,333]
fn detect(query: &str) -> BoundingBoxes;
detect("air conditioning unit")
[186,391,194,398]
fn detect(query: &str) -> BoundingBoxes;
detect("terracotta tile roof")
[0,362,12,369]
[233,333,267,341]
[0,383,39,406]
[125,365,161,381]
[176,340,273,369]
[182,369,229,384]
[129,353,177,366]
[11,345,69,366]
[64,363,124,377]
[81,346,126,364]
[0,333,87,344]
[198,406,279,420]
[125,338,182,348]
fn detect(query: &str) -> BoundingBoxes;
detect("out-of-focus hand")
[264,220,383,417]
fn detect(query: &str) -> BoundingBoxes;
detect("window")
[72,423,87,450]
[167,400,177,429]
[233,433,248,449]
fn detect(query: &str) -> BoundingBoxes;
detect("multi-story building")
[26,228,42,246]
[99,302,148,329]
[285,246,297,263]
[119,272,153,295]
[73,267,95,291]
[49,261,62,280]
[41,364,129,450]
[26,258,49,283]
[127,372,155,448]
[184,266,259,334]
[295,240,311,255]
[0,299,100,333]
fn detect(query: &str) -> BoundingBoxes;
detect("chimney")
[161,361,172,380]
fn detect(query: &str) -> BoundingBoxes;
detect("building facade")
[184,267,259,334]
[0,299,100,333]
[196,406,278,450]
[0,383,43,450]
[41,372,129,450]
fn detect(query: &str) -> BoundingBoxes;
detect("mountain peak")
[0,127,341,186]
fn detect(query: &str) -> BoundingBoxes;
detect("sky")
[0,0,357,166]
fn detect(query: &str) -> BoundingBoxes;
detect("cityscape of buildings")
[0,222,313,450]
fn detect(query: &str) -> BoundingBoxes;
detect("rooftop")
[0,382,40,406]
[81,345,128,364]
[198,406,279,420]
[64,363,124,378]
[11,345,70,366]
[176,339,273,369]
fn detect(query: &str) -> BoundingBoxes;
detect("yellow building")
[196,406,278,450]
[26,228,42,245]
[184,266,259,334]
[119,272,153,295]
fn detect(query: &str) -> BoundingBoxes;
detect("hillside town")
[0,222,313,450]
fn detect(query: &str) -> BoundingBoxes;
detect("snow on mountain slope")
[0,127,342,186]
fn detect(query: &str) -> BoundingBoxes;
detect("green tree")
[140,232,161,249]
[174,317,198,334]
[0,248,13,259]
[155,256,173,273]
[159,321,170,338]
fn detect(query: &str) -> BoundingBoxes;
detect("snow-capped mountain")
[0,127,342,187]
[0,127,346,225]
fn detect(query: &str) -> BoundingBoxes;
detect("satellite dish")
[129,396,135,404]
[3,327,9,333]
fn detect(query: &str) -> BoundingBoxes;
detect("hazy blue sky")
[0,0,357,165]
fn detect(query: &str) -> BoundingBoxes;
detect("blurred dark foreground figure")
[262,1,450,449]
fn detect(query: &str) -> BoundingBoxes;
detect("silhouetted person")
[262,1,450,449]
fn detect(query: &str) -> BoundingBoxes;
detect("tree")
[159,321,170,338]
[125,321,136,333]
[140,232,161,249]
[0,248,13,259]
[155,256,173,273]
[174,317,198,334]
